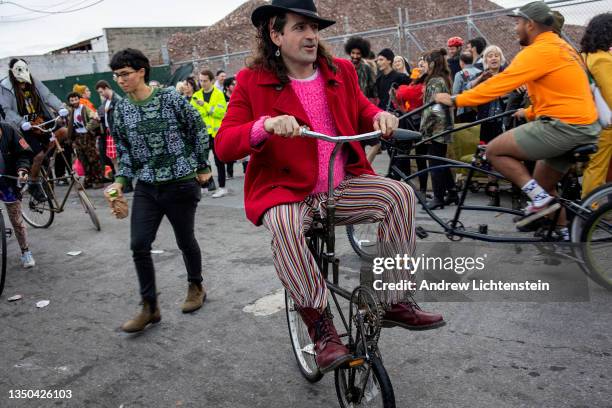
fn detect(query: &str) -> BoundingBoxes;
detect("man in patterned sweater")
[104,48,212,333]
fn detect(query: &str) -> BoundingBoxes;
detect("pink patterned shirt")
[249,69,348,194]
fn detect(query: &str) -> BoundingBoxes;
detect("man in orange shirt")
[435,1,601,232]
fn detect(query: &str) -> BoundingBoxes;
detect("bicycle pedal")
[348,357,365,368]
[416,226,428,239]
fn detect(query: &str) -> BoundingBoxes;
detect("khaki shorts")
[513,117,601,173]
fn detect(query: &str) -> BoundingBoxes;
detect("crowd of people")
[0,0,610,375]
[344,8,611,219]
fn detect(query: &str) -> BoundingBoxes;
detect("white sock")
[556,227,570,241]
[521,179,551,207]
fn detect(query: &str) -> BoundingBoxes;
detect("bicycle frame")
[300,129,387,339]
[38,133,87,214]
[384,110,595,243]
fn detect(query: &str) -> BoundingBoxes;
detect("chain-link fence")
[173,0,608,77]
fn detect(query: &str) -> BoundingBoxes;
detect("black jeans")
[210,135,226,188]
[428,141,455,201]
[414,143,429,193]
[54,142,73,179]
[226,161,235,178]
[130,178,202,301]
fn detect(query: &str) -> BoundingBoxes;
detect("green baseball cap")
[507,1,555,26]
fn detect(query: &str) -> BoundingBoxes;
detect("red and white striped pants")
[263,174,417,310]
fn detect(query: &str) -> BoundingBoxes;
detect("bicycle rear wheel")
[77,190,101,231]
[285,290,323,383]
[21,182,55,228]
[346,224,379,260]
[0,213,6,297]
[335,351,395,408]
[579,201,612,290]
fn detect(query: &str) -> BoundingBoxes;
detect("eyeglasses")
[113,70,137,81]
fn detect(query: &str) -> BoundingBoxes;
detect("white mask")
[11,60,32,84]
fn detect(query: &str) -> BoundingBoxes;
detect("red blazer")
[215,57,381,225]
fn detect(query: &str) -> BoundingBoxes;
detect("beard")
[518,29,529,46]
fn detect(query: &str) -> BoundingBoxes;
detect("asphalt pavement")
[1,155,610,408]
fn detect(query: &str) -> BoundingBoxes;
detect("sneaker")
[515,198,561,229]
[21,251,35,268]
[553,227,570,242]
[211,187,228,198]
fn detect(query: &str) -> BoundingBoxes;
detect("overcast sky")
[0,0,608,58]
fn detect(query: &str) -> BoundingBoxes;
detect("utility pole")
[468,0,473,39]
[398,7,404,57]
[404,8,410,62]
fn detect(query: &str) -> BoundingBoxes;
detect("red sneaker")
[382,302,445,330]
[298,308,352,373]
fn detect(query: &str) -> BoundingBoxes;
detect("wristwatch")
[450,95,457,107]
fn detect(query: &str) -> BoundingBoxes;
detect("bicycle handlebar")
[0,173,27,188]
[299,128,422,143]
[299,128,382,142]
[21,108,69,133]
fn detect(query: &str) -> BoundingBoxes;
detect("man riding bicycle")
[216,0,443,373]
[435,1,601,235]
[0,58,64,201]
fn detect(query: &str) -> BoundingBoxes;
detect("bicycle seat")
[392,129,422,141]
[565,144,598,163]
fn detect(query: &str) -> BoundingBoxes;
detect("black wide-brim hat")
[251,0,336,30]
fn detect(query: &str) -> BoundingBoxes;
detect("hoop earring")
[275,48,281,57]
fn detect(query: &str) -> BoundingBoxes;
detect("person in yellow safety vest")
[191,69,229,197]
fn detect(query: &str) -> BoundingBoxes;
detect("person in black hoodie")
[0,121,35,268]
[375,48,410,111]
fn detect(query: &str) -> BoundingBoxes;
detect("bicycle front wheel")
[77,190,101,231]
[21,183,55,228]
[0,213,7,298]
[285,290,323,383]
[335,352,395,408]
[346,224,379,261]
[580,201,612,290]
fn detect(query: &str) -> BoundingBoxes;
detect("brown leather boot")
[382,302,444,330]
[182,282,206,313]
[298,308,352,373]
[121,299,161,333]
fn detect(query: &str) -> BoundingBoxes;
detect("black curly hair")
[344,36,371,57]
[580,13,612,54]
